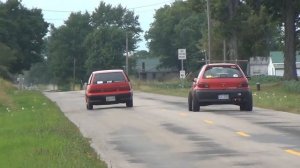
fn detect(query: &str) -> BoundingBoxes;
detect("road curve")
[44,91,300,168]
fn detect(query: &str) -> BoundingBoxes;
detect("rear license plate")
[218,94,229,100]
[106,96,116,102]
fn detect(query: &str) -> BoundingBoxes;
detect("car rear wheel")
[188,92,192,111]
[240,94,253,111]
[126,98,133,107]
[192,93,200,112]
[86,98,93,110]
[86,103,93,110]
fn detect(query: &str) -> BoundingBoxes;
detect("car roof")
[206,63,239,66]
[92,69,124,74]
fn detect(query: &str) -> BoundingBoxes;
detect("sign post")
[178,49,186,78]
[178,49,186,87]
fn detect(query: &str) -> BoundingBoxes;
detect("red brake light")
[239,82,249,88]
[197,82,209,88]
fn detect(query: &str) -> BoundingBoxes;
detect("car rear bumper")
[194,89,251,105]
[86,92,132,105]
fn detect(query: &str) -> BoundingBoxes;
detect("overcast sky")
[13,0,174,50]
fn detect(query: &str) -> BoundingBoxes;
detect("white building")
[268,51,300,76]
[249,57,269,76]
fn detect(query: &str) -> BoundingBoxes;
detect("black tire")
[240,93,253,111]
[188,92,192,111]
[86,102,93,110]
[126,98,133,107]
[192,93,200,112]
[86,98,93,110]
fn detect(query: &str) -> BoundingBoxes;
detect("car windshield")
[203,66,242,78]
[93,72,126,84]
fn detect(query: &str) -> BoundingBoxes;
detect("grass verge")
[132,78,300,114]
[0,79,107,168]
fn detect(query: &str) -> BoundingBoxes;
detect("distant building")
[268,51,300,76]
[135,57,177,80]
[249,57,269,76]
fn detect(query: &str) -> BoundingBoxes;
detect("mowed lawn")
[0,79,107,168]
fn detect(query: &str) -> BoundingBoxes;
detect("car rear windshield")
[203,66,242,78]
[93,72,126,84]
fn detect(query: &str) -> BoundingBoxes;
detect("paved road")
[44,91,300,168]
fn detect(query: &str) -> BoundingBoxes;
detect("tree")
[85,2,142,74]
[84,26,126,73]
[146,1,205,72]
[248,0,300,80]
[24,61,52,85]
[46,2,142,88]
[0,0,48,73]
[47,12,92,86]
[282,0,299,80]
[0,42,17,69]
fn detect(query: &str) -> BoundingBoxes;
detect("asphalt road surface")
[44,91,300,168]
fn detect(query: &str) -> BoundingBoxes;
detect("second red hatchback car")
[85,69,133,110]
[188,63,253,112]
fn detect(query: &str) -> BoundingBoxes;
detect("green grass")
[132,78,300,114]
[0,79,107,168]
[252,83,300,113]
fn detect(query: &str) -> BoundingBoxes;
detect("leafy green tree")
[84,26,126,73]
[189,0,281,63]
[85,2,142,74]
[247,0,300,80]
[47,2,142,87]
[0,0,48,73]
[238,6,281,59]
[146,1,205,72]
[0,42,16,69]
[47,12,92,85]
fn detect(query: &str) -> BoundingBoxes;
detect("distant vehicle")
[188,63,253,112]
[85,69,133,110]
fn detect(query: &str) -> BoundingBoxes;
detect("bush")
[0,66,13,81]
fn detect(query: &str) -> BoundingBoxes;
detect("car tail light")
[239,82,249,88]
[197,82,209,88]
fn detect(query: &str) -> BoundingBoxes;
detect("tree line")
[146,0,300,80]
[45,2,142,87]
[0,0,299,88]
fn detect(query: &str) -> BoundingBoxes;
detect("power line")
[42,0,173,13]
[128,0,173,9]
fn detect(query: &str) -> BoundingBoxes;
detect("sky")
[15,0,174,50]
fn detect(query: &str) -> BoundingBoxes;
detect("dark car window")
[93,72,126,84]
[203,66,242,78]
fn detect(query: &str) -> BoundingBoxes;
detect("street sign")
[180,70,186,79]
[178,49,186,60]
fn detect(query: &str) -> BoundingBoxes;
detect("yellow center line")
[204,120,214,125]
[236,131,250,137]
[179,112,188,117]
[285,149,300,156]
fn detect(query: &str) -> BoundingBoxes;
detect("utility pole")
[73,57,76,91]
[126,32,129,74]
[207,0,211,64]
[223,40,226,62]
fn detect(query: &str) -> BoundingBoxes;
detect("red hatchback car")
[188,63,253,112]
[85,69,133,110]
